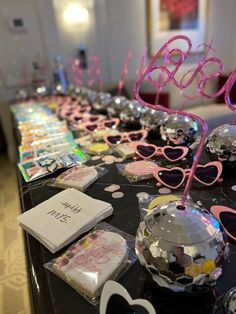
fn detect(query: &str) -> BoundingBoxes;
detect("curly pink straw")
[118,50,132,95]
[87,56,104,91]
[134,34,236,206]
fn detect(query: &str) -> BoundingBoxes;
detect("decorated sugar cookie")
[54,165,99,191]
[123,160,158,182]
[115,142,137,159]
[53,230,128,299]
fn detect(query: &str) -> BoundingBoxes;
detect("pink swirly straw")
[68,59,83,86]
[93,56,104,91]
[134,34,236,206]
[137,47,147,79]
[88,57,95,88]
[118,50,132,95]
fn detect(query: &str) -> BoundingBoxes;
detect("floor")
[0,154,31,314]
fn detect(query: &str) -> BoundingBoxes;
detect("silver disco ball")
[119,100,145,125]
[140,108,168,131]
[135,200,228,292]
[86,90,97,105]
[107,96,130,118]
[93,92,112,111]
[206,124,236,163]
[160,114,198,146]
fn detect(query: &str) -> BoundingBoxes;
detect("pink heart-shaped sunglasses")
[153,161,223,189]
[134,142,189,162]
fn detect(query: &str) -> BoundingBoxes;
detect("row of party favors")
[18,188,113,253]
[17,188,136,305]
[11,102,89,182]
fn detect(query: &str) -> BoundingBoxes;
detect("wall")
[0,0,61,161]
[52,0,98,84]
[0,0,61,99]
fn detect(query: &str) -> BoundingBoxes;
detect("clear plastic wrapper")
[44,222,136,305]
[18,132,74,152]
[19,142,77,162]
[87,143,110,156]
[18,148,89,182]
[136,191,193,219]
[20,130,69,146]
[116,160,158,183]
[50,165,108,191]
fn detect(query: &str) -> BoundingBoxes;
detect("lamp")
[63,3,89,24]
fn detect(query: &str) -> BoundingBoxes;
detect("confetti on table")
[231,185,236,191]
[91,156,102,161]
[104,184,121,192]
[114,157,124,163]
[112,192,124,199]
[158,188,171,194]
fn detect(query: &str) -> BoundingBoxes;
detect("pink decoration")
[68,59,83,86]
[134,34,236,206]
[118,50,132,95]
[137,48,147,80]
[88,56,104,91]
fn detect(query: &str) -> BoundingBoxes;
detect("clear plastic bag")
[44,222,136,305]
[136,191,193,219]
[50,165,108,192]
[116,160,158,182]
[18,148,89,182]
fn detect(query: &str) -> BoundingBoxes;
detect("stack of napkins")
[18,188,113,253]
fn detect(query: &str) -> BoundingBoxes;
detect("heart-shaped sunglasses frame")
[135,142,189,161]
[153,161,222,189]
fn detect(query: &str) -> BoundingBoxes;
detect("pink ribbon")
[134,34,236,206]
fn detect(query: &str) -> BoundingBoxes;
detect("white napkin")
[18,188,113,253]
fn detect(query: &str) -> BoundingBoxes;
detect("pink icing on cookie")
[125,160,158,176]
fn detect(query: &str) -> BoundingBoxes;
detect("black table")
[17,146,236,314]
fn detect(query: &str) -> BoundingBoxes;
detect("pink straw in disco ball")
[134,34,236,206]
[68,59,83,86]
[87,56,104,91]
[118,50,132,95]
[88,57,95,88]
[137,47,147,79]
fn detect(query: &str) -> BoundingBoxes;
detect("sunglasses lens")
[164,147,184,160]
[129,132,143,141]
[74,116,82,121]
[89,117,99,122]
[158,169,184,188]
[219,212,236,238]
[195,165,218,184]
[86,124,97,131]
[104,121,115,128]
[137,145,155,158]
[107,135,122,145]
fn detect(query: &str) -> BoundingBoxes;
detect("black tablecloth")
[17,147,236,314]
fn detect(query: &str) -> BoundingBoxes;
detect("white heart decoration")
[100,280,156,314]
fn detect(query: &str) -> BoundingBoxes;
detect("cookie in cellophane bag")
[44,222,136,305]
[117,160,158,182]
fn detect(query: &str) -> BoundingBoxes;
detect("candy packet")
[44,222,136,305]
[19,142,77,162]
[50,165,108,192]
[18,132,74,152]
[18,148,89,182]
